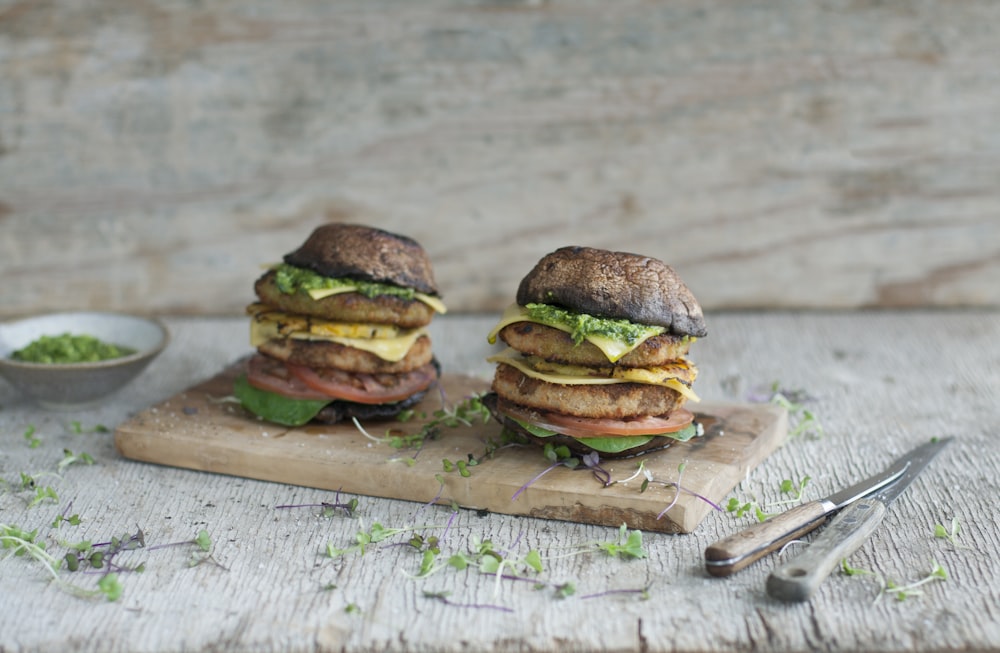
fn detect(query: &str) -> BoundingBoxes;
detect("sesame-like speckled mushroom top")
[515,246,707,337]
[283,223,439,296]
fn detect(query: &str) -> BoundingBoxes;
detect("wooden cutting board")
[115,364,788,534]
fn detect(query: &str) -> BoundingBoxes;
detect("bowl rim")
[0,311,170,371]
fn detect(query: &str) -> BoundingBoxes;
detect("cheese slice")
[488,348,700,402]
[248,306,426,362]
[307,286,447,314]
[486,303,667,363]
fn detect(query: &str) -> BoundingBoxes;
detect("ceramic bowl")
[0,312,169,409]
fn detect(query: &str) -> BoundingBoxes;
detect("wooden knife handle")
[766,498,888,602]
[704,500,830,577]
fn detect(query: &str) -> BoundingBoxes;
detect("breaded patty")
[255,270,435,328]
[498,322,693,368]
[491,363,686,419]
[258,334,433,374]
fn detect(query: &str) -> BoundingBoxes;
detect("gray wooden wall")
[2,0,998,317]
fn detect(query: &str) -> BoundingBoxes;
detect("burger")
[234,223,447,426]
[483,246,707,458]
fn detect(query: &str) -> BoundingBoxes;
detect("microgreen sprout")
[52,512,82,529]
[28,485,59,508]
[884,559,948,601]
[596,523,648,560]
[57,449,95,474]
[422,590,515,613]
[656,462,688,520]
[779,475,811,501]
[580,584,652,601]
[276,490,359,518]
[934,517,965,549]
[23,424,41,448]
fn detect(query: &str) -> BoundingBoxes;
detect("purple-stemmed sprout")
[580,584,651,601]
[275,489,359,518]
[422,590,515,613]
[580,451,612,487]
[654,462,723,520]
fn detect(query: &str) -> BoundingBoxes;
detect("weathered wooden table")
[2,311,998,652]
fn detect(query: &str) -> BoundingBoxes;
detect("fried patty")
[490,363,686,419]
[498,322,693,368]
[257,334,433,374]
[255,270,436,328]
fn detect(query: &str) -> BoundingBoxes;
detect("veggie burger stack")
[484,246,707,458]
[234,223,447,426]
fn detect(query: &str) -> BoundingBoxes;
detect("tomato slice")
[287,361,437,405]
[246,354,332,401]
[495,397,694,438]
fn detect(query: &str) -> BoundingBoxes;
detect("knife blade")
[704,438,943,577]
[766,437,952,602]
[705,440,913,576]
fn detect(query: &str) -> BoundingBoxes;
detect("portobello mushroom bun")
[483,246,707,458]
[234,223,447,427]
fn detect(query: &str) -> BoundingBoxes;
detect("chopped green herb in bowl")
[0,312,169,409]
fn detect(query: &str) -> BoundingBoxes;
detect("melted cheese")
[248,305,426,362]
[487,348,700,402]
[307,286,447,314]
[486,302,665,363]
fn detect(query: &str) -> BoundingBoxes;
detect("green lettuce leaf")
[233,374,330,427]
[510,417,701,455]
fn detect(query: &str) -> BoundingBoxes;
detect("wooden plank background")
[1,0,998,317]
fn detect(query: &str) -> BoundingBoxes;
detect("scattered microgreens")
[68,421,109,434]
[752,382,825,439]
[326,521,444,558]
[442,456,478,478]
[511,443,576,501]
[24,424,41,449]
[2,522,221,601]
[726,497,777,523]
[511,444,611,501]
[356,393,492,453]
[841,557,948,602]
[726,476,812,523]
[611,460,721,519]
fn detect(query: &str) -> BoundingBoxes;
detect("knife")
[704,438,947,577]
[766,437,952,602]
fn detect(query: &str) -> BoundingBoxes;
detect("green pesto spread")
[524,303,665,346]
[273,263,415,301]
[11,333,136,364]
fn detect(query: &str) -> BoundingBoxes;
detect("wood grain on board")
[115,365,788,534]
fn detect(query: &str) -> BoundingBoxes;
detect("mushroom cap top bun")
[283,223,439,296]
[515,245,707,338]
